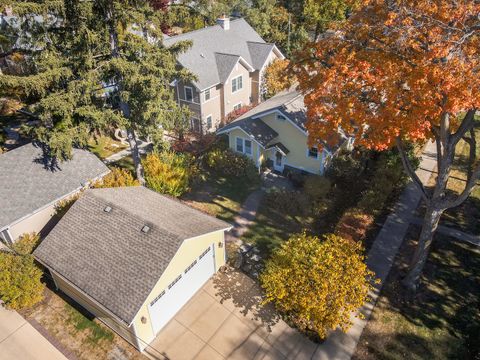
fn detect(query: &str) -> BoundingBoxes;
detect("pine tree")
[0,0,192,184]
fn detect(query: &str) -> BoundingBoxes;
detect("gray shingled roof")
[218,117,278,147]
[237,89,307,131]
[0,143,109,230]
[215,53,241,84]
[34,187,231,325]
[164,19,281,90]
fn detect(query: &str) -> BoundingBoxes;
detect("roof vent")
[200,53,205,58]
[104,206,112,213]
[141,225,150,234]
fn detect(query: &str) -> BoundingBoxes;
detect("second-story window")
[204,88,211,101]
[232,75,243,93]
[184,86,193,102]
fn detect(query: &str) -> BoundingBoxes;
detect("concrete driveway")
[0,306,67,360]
[144,270,318,360]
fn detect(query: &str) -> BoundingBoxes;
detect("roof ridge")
[163,17,247,42]
[247,41,272,46]
[214,52,241,58]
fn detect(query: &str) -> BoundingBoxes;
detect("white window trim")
[234,136,253,157]
[233,102,243,111]
[235,136,244,153]
[192,117,201,132]
[231,75,243,93]
[244,139,252,156]
[184,86,194,102]
[205,114,213,130]
[203,88,211,103]
[306,147,320,160]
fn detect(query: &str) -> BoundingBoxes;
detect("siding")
[52,272,138,348]
[133,230,227,351]
[223,63,252,116]
[227,128,263,168]
[7,203,56,241]
[200,84,223,131]
[174,80,201,120]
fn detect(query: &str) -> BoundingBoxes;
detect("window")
[199,246,211,259]
[231,75,243,93]
[308,147,319,159]
[236,137,243,153]
[168,275,182,289]
[204,88,211,101]
[277,114,286,121]
[233,103,242,111]
[206,115,212,130]
[150,290,166,306]
[192,118,201,133]
[184,260,197,274]
[184,86,193,102]
[244,140,252,155]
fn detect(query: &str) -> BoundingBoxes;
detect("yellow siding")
[226,128,262,167]
[133,230,227,350]
[224,62,252,115]
[51,272,138,348]
[261,113,323,174]
[8,203,56,241]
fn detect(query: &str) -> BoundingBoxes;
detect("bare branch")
[396,137,430,203]
[451,109,476,146]
[442,161,480,209]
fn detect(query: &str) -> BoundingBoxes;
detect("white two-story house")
[164,16,284,133]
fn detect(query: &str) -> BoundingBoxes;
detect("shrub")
[335,209,375,243]
[0,252,45,310]
[94,167,140,188]
[54,192,82,218]
[12,233,41,255]
[143,151,193,197]
[260,233,376,339]
[263,59,295,98]
[304,176,331,201]
[264,189,310,217]
[325,150,365,186]
[204,148,259,182]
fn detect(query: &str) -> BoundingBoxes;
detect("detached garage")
[34,186,231,352]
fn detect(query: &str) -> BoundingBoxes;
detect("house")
[217,89,352,175]
[33,186,231,352]
[164,16,284,133]
[0,143,109,243]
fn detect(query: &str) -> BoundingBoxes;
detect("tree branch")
[442,161,480,209]
[451,109,476,147]
[396,137,430,203]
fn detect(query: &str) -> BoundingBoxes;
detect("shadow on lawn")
[372,225,480,359]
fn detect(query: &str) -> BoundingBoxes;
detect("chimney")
[217,15,230,30]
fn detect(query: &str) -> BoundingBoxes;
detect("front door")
[273,151,284,172]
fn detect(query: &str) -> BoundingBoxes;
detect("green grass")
[65,303,114,345]
[88,136,127,159]
[354,227,480,360]
[182,172,260,223]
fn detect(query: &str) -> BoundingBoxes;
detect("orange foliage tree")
[294,0,480,290]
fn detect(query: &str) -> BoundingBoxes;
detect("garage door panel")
[148,244,215,335]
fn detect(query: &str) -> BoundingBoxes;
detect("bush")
[143,151,194,197]
[304,176,331,201]
[12,233,41,255]
[0,252,45,310]
[335,209,375,243]
[326,150,365,186]
[260,233,376,339]
[264,189,310,217]
[54,192,82,218]
[204,148,259,182]
[94,167,140,188]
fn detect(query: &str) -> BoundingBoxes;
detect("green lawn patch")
[182,172,260,223]
[354,226,480,360]
[65,303,114,345]
[88,136,127,159]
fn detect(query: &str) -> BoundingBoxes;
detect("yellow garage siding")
[51,272,138,348]
[8,203,57,241]
[261,113,323,174]
[227,128,262,167]
[133,230,227,350]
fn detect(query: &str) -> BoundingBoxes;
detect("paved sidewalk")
[312,141,438,360]
[0,306,67,360]
[103,140,152,164]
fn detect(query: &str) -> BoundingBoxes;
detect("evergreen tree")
[0,0,192,184]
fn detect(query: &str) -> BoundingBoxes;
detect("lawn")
[20,285,146,360]
[182,171,260,223]
[88,136,127,159]
[354,226,480,360]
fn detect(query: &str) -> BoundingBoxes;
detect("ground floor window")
[236,137,244,152]
[206,115,212,130]
[307,147,319,159]
[235,137,253,156]
[192,118,201,133]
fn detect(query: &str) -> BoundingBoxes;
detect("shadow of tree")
[212,269,280,331]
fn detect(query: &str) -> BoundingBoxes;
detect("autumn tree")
[0,1,192,184]
[260,233,375,338]
[263,59,295,98]
[295,0,480,291]
[93,167,140,188]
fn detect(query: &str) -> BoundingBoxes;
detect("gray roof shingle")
[218,117,278,147]
[164,19,279,90]
[0,143,109,230]
[33,186,231,325]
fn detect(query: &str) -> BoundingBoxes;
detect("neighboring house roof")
[237,89,308,132]
[0,143,109,230]
[163,18,283,90]
[218,117,278,147]
[34,186,231,325]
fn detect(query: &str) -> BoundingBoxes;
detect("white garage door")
[148,244,215,335]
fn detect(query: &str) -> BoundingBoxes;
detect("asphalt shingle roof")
[34,186,231,325]
[0,143,109,230]
[163,18,278,90]
[218,117,278,147]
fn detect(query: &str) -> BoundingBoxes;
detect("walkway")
[312,140,438,360]
[0,305,67,360]
[103,140,152,164]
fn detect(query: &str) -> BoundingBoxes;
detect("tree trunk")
[402,205,443,291]
[126,127,145,185]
